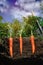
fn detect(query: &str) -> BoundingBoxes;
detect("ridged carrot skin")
[9,38,13,57]
[19,34,23,55]
[30,35,35,54]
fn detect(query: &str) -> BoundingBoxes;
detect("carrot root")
[9,38,13,57]
[30,35,35,54]
[20,35,23,55]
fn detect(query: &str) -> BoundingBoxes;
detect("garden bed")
[0,37,43,59]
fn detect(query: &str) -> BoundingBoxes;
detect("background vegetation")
[0,15,43,39]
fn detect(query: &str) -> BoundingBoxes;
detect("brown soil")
[0,37,43,59]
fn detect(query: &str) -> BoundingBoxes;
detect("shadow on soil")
[0,54,43,65]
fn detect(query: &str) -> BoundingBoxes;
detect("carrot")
[9,37,13,57]
[30,31,35,54]
[19,34,23,55]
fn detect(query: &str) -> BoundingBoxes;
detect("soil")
[0,37,43,65]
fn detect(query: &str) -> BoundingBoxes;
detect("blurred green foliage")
[0,16,43,39]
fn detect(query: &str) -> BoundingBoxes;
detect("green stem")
[31,30,33,36]
[20,34,21,37]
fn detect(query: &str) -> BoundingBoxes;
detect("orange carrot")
[9,38,13,57]
[19,34,23,55]
[30,31,35,54]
